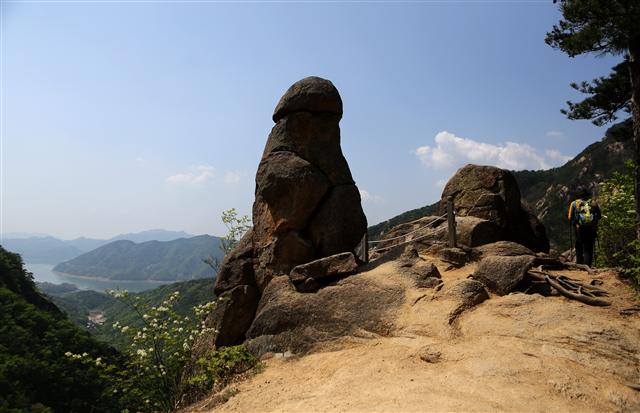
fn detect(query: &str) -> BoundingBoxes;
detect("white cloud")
[359,189,382,204]
[166,165,215,186]
[545,149,572,165]
[545,130,564,139]
[415,131,571,171]
[223,171,241,185]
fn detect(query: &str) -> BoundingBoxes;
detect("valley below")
[26,262,178,292]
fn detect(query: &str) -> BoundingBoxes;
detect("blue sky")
[1,1,623,240]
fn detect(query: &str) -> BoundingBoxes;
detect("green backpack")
[576,199,595,227]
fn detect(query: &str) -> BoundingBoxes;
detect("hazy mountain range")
[1,229,195,264]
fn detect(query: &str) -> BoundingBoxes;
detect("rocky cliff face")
[203,77,367,349]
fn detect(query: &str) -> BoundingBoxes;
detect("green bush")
[596,162,640,284]
[188,345,258,392]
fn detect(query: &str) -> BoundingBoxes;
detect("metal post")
[363,232,369,263]
[356,232,369,263]
[447,196,457,248]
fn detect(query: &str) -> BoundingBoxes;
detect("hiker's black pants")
[575,226,597,267]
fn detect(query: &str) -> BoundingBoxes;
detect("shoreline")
[52,270,177,284]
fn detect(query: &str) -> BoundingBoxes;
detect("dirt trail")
[188,257,640,413]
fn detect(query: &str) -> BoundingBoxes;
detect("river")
[25,263,174,292]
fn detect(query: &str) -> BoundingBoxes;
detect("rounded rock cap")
[272,76,343,122]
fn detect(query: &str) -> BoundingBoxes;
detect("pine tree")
[561,59,630,126]
[546,0,640,238]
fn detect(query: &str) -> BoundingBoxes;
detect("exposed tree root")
[527,270,611,307]
[626,383,640,392]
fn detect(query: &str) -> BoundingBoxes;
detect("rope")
[370,226,446,252]
[368,213,447,244]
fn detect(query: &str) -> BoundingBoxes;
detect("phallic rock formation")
[207,77,368,348]
[440,164,550,253]
[254,76,367,290]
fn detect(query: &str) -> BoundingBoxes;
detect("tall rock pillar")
[205,76,367,349]
[253,76,367,290]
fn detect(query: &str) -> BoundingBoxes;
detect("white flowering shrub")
[67,290,223,412]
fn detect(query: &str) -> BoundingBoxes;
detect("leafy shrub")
[204,208,251,271]
[187,345,258,396]
[220,209,251,255]
[597,162,640,284]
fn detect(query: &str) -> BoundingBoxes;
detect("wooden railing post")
[447,196,457,248]
[363,232,369,263]
[356,232,369,263]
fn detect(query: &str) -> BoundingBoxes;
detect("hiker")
[567,185,601,267]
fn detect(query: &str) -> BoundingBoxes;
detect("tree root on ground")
[527,269,611,307]
[625,383,640,392]
[532,257,599,275]
[620,305,640,316]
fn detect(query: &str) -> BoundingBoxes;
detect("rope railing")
[360,196,457,262]
[367,213,448,245]
[369,225,447,253]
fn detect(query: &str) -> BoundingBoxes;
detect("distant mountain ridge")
[1,229,196,264]
[368,119,634,249]
[108,229,194,243]
[53,234,223,282]
[0,236,86,264]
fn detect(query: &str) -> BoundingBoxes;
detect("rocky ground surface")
[184,252,640,413]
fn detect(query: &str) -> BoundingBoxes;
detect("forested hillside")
[41,278,216,349]
[0,246,128,412]
[53,235,222,282]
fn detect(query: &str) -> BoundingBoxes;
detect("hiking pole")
[569,222,574,262]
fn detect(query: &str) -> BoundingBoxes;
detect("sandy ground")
[186,256,640,413]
